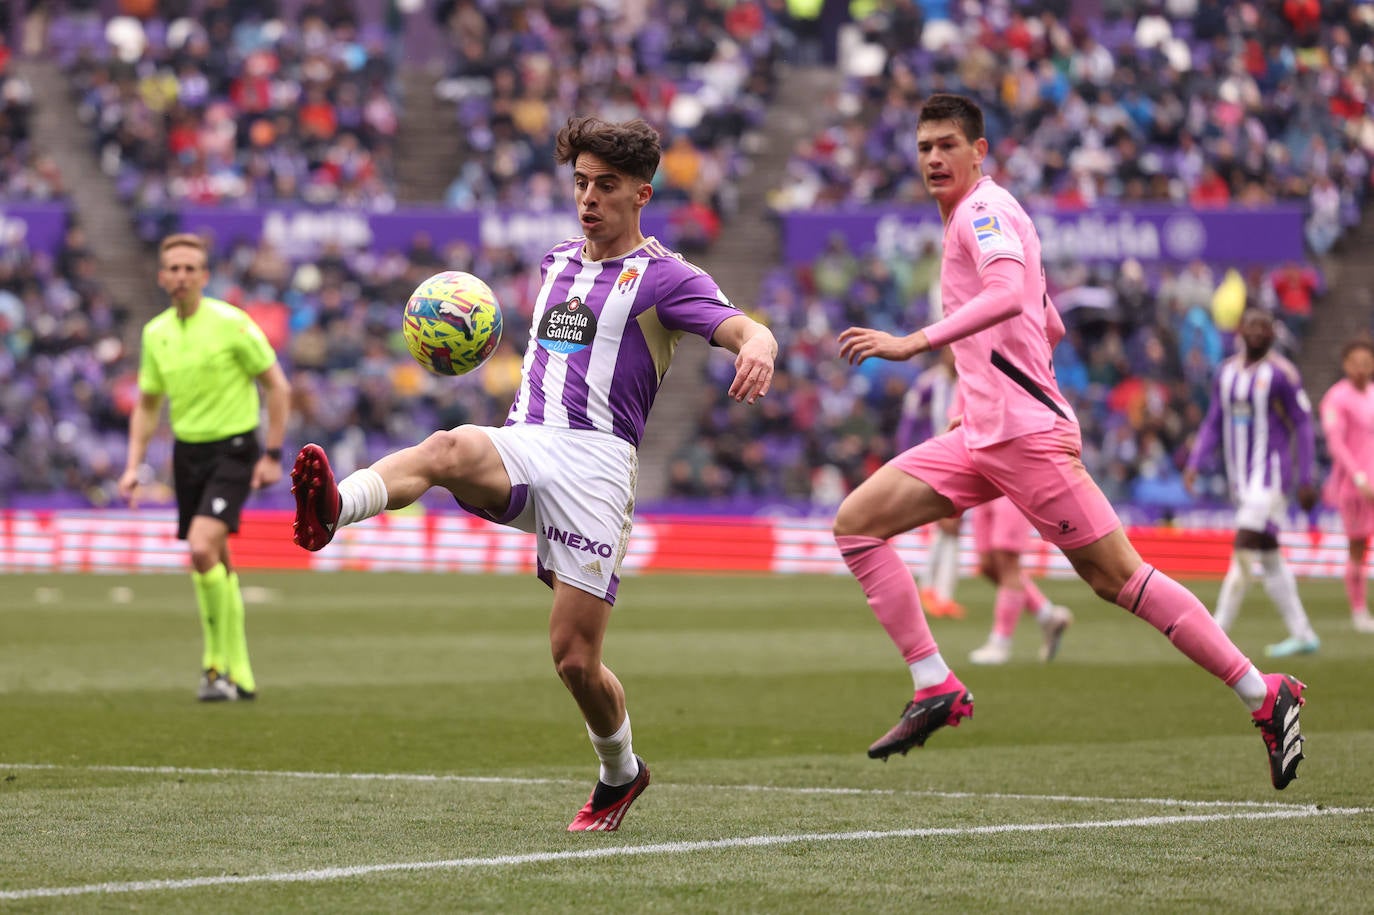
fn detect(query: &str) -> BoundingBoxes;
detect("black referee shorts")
[172,433,261,539]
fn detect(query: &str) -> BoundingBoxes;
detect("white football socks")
[1213,549,1256,631]
[587,714,638,786]
[337,468,388,527]
[1233,665,1268,712]
[1258,551,1317,641]
[909,651,952,692]
[932,529,959,601]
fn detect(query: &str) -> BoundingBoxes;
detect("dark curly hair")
[554,116,661,183]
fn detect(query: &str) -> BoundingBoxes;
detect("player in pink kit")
[1319,337,1374,634]
[900,349,965,619]
[290,117,778,830]
[967,495,1074,665]
[943,384,1074,665]
[832,94,1306,789]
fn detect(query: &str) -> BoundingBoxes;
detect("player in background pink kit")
[1318,337,1374,634]
[967,495,1074,665]
[832,94,1307,790]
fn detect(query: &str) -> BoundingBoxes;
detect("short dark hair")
[554,116,661,183]
[1341,335,1374,361]
[918,94,985,143]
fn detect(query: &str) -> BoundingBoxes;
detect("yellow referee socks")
[223,572,256,694]
[190,564,229,674]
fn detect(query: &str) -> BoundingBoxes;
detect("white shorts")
[1234,478,1289,535]
[463,424,637,604]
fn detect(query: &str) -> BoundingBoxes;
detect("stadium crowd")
[3,0,1370,514]
[773,0,1373,256]
[0,224,132,505]
[0,34,64,200]
[664,0,1372,509]
[669,241,1324,511]
[433,0,781,249]
[51,0,399,227]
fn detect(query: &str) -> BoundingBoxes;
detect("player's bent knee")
[418,427,484,477]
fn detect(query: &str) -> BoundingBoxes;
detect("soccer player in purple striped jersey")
[290,117,777,830]
[1185,309,1320,658]
[832,93,1305,790]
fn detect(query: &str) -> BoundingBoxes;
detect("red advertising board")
[0,509,1347,579]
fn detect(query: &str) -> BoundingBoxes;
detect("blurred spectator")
[1271,260,1321,342]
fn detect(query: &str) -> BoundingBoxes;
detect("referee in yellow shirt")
[119,233,291,701]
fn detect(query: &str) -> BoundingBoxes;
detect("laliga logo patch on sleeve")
[971,213,1008,252]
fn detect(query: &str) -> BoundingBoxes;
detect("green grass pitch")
[2,570,1372,912]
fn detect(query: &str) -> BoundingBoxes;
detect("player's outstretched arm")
[713,314,777,405]
[838,327,930,365]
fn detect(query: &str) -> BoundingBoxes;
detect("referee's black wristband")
[264,447,283,460]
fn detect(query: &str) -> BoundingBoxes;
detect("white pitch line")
[1,807,1366,902]
[0,762,1316,810]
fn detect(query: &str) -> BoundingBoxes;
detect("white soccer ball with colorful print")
[401,271,504,376]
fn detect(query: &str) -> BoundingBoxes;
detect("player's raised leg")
[291,428,511,551]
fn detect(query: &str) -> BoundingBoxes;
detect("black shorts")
[172,433,260,539]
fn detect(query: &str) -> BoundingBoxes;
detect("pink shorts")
[971,497,1032,554]
[1336,496,1374,540]
[890,418,1121,551]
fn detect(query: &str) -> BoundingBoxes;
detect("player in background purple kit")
[290,117,777,830]
[832,94,1306,790]
[1318,337,1374,634]
[1184,308,1320,658]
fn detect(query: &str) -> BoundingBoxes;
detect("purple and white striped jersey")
[1186,351,1316,494]
[506,236,741,448]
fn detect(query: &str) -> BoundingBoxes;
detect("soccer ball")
[401,271,504,376]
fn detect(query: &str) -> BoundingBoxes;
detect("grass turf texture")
[2,571,1371,912]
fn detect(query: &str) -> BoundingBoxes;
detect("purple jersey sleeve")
[651,262,740,342]
[1272,363,1316,487]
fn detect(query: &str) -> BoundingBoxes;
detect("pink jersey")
[1320,378,1374,504]
[924,176,1074,449]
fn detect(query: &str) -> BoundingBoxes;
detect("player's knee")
[553,649,595,692]
[187,541,219,572]
[1068,559,1128,602]
[1091,578,1123,603]
[418,428,479,477]
[832,498,873,539]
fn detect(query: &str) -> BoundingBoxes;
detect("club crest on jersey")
[616,265,641,294]
[537,296,598,355]
[972,213,1007,252]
